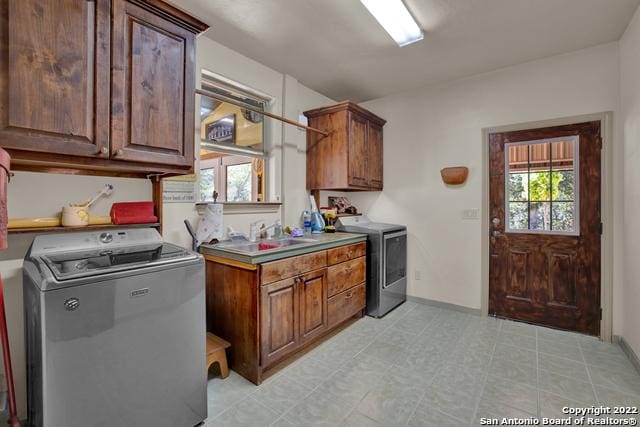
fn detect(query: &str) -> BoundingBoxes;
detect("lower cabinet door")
[299,268,328,344]
[260,277,299,367]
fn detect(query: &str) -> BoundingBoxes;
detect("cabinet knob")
[116,149,124,157]
[99,147,108,155]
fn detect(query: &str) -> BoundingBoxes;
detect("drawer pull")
[345,291,353,298]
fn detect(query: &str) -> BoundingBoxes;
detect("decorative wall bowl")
[440,167,469,185]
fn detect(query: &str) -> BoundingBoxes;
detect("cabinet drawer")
[327,256,365,297]
[327,242,366,265]
[328,283,365,328]
[261,251,327,284]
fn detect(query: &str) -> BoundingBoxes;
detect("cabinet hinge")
[600,308,603,320]
[599,222,604,235]
[598,135,603,150]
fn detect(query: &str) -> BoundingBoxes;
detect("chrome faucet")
[249,219,282,242]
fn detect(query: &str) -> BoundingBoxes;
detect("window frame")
[199,71,271,158]
[504,135,580,236]
[198,70,273,204]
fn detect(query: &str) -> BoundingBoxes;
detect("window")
[199,71,270,203]
[199,154,265,203]
[505,136,579,235]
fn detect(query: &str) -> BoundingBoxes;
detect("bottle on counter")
[302,210,312,235]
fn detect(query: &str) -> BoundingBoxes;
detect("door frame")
[481,112,614,341]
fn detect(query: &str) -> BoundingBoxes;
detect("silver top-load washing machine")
[336,216,407,317]
[23,228,206,427]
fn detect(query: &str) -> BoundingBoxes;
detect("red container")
[110,201,158,225]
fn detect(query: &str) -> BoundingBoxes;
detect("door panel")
[0,0,110,157]
[489,121,601,335]
[260,278,299,366]
[367,122,383,188]
[348,112,368,187]
[111,0,195,168]
[299,269,328,344]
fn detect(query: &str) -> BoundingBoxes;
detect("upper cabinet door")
[348,112,368,187]
[111,0,195,168]
[367,122,383,189]
[0,0,110,158]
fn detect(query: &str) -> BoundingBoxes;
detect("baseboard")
[613,335,640,375]
[407,295,482,316]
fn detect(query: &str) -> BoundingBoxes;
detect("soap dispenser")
[309,195,325,233]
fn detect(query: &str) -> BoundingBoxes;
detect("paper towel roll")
[196,203,224,244]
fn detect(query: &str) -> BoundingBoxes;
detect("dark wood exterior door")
[111,0,195,168]
[0,0,110,158]
[489,121,601,335]
[348,112,368,187]
[298,269,328,344]
[260,277,299,367]
[367,122,383,189]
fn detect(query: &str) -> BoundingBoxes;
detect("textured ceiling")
[172,0,640,101]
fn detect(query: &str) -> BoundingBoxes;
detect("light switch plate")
[462,208,480,220]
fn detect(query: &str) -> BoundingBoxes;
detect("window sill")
[196,202,282,215]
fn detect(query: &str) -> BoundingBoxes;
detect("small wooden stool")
[206,332,231,379]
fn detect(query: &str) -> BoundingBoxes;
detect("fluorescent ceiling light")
[360,0,423,47]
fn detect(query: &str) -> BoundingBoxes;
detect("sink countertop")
[199,232,367,264]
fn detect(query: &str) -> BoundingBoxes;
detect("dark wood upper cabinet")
[111,0,195,167]
[305,101,386,191]
[0,0,110,158]
[348,112,368,187]
[367,121,383,189]
[0,0,208,177]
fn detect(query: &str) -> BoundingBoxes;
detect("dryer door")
[383,230,407,289]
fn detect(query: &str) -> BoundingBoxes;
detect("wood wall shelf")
[8,223,161,234]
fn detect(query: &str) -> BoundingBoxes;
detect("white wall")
[162,37,334,248]
[0,173,151,417]
[620,6,640,357]
[322,43,624,333]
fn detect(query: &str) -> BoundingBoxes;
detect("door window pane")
[508,202,528,230]
[505,136,579,235]
[226,163,252,202]
[552,202,575,232]
[508,173,529,201]
[529,202,550,231]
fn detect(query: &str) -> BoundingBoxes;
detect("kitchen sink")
[213,238,318,254]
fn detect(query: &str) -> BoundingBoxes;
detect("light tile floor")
[205,302,640,426]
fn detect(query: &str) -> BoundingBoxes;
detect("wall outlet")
[461,208,480,220]
[414,270,421,280]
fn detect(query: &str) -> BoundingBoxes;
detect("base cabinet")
[205,241,366,384]
[260,278,299,367]
[298,269,328,344]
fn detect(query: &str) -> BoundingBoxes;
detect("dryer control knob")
[99,232,113,243]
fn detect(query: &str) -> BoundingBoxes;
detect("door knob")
[492,230,501,237]
[492,218,501,226]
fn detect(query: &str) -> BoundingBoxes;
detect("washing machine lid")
[336,215,406,233]
[41,242,196,281]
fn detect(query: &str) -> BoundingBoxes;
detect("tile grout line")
[341,306,437,423]
[578,337,600,405]
[275,305,417,425]
[467,317,502,426]
[400,310,461,426]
